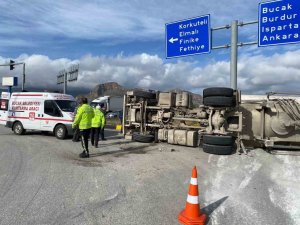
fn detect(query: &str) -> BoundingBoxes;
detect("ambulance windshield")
[55,100,77,112]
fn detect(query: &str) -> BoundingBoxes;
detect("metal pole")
[64,71,67,94]
[8,86,12,95]
[22,63,25,91]
[230,20,238,90]
[210,28,213,50]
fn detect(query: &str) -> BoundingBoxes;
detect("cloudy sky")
[0,0,300,95]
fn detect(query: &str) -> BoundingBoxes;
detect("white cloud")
[1,50,300,95]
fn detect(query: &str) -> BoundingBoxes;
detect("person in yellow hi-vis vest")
[91,105,105,148]
[72,97,94,158]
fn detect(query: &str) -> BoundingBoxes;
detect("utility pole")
[230,20,238,90]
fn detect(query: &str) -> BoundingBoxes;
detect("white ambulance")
[0,92,77,139]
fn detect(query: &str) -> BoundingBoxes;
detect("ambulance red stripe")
[35,118,73,122]
[12,94,43,97]
[8,116,72,122]
[8,116,28,119]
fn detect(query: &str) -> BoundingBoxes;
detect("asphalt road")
[0,125,299,225]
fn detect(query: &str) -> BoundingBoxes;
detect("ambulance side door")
[0,99,9,125]
[40,100,63,131]
[20,98,41,130]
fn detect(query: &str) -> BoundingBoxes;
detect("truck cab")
[91,95,123,112]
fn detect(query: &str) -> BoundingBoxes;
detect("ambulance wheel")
[55,124,67,140]
[13,122,26,135]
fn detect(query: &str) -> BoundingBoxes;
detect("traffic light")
[10,60,15,70]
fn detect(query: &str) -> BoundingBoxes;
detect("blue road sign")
[166,15,211,58]
[258,0,300,47]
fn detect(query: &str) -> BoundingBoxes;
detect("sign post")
[166,15,211,58]
[57,64,79,94]
[0,61,25,91]
[259,0,300,47]
[2,77,18,96]
[165,0,300,90]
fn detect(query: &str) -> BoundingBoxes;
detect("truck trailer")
[122,87,300,154]
[91,96,123,112]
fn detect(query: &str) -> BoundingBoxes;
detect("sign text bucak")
[259,0,300,47]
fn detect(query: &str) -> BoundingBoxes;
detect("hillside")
[87,82,127,100]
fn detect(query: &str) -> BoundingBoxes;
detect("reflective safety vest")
[92,108,105,128]
[72,104,94,129]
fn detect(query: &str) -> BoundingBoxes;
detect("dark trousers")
[80,129,91,153]
[100,127,105,140]
[90,127,100,147]
[72,126,80,141]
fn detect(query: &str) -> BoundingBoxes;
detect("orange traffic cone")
[178,166,207,225]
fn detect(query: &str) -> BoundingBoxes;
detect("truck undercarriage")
[123,87,300,155]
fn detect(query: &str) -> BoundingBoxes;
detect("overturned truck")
[122,87,300,154]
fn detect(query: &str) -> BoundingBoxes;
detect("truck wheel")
[132,132,154,143]
[55,124,67,140]
[203,96,236,107]
[13,122,25,135]
[203,143,234,155]
[203,135,235,146]
[203,87,233,98]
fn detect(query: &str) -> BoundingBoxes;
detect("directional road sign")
[166,15,211,58]
[258,0,300,47]
[57,70,65,84]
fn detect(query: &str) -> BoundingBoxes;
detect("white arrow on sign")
[169,37,178,44]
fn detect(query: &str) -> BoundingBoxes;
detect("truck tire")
[13,122,26,135]
[132,132,154,143]
[203,96,236,107]
[55,124,67,140]
[203,143,234,155]
[203,87,233,98]
[203,135,235,146]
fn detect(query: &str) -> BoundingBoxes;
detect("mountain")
[87,82,127,100]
